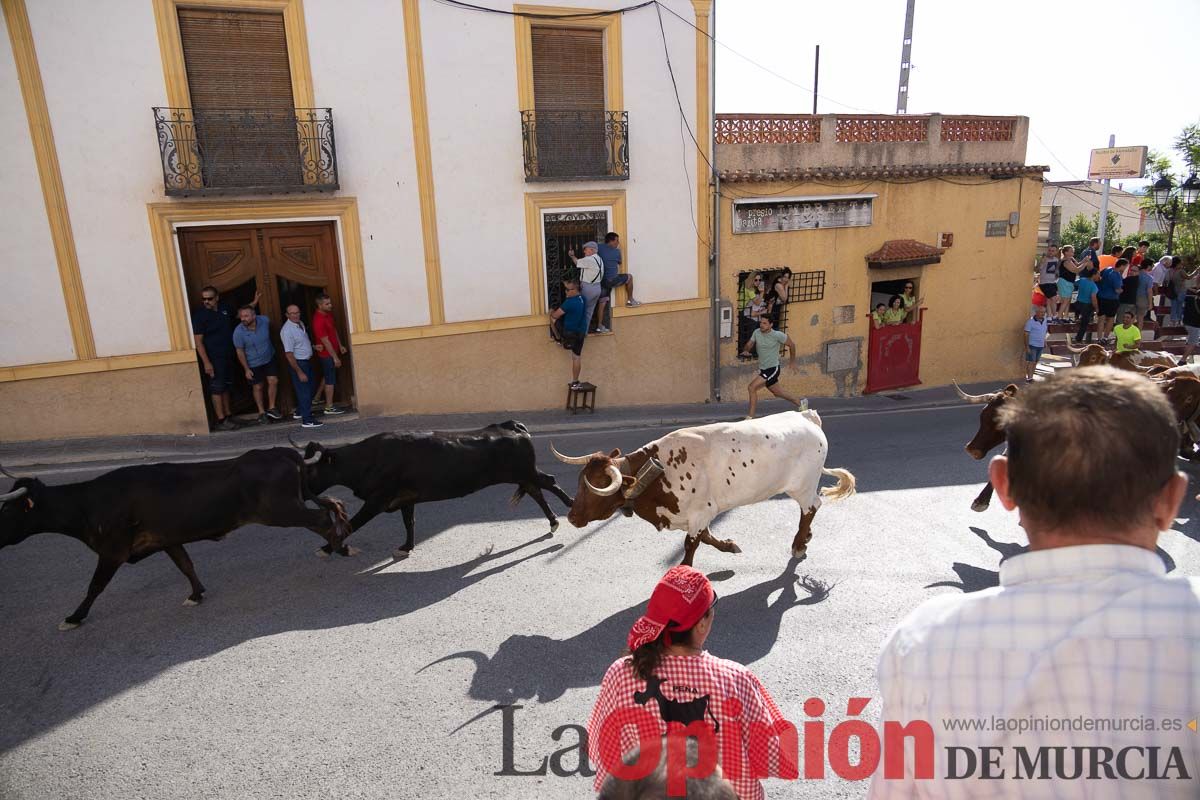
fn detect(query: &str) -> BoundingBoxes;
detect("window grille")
[735,269,825,353]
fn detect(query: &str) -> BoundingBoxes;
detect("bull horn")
[952,381,994,404]
[0,465,18,479]
[550,442,593,465]
[417,650,488,674]
[583,464,624,497]
[287,434,305,451]
[0,486,28,502]
[623,458,665,500]
[1064,341,1088,353]
[303,452,322,465]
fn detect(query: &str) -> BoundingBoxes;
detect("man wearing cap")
[569,241,606,334]
[587,566,794,800]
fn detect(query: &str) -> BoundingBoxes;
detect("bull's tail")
[819,467,856,500]
[509,487,526,507]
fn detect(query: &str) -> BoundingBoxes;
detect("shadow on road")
[927,526,1177,593]
[423,557,831,724]
[0,532,560,755]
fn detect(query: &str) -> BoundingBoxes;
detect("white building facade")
[0,0,714,441]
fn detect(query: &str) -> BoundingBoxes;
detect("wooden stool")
[566,382,596,414]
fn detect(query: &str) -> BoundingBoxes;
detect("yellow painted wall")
[0,361,208,442]
[717,175,1042,400]
[354,308,710,416]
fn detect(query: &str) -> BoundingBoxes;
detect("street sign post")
[1088,145,1148,180]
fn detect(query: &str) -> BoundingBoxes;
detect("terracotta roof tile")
[718,162,1048,182]
[866,239,946,263]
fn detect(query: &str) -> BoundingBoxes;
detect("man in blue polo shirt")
[1096,257,1125,345]
[594,231,640,332]
[233,305,281,423]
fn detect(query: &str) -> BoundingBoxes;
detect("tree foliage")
[1060,211,1121,252]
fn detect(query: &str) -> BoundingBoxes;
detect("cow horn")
[1064,341,1088,353]
[287,434,305,451]
[0,464,18,480]
[550,442,593,465]
[584,464,624,497]
[952,381,994,404]
[0,486,28,502]
[303,452,322,465]
[417,650,488,674]
[623,458,665,500]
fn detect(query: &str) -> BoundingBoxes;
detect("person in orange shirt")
[1096,244,1122,272]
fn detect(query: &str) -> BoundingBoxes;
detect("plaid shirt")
[587,652,791,800]
[868,544,1200,799]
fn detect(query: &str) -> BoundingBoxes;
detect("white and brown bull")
[552,409,856,566]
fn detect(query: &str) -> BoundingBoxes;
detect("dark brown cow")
[953,382,1019,511]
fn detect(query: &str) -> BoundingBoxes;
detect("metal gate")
[543,210,608,311]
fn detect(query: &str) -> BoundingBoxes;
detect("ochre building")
[714,113,1045,401]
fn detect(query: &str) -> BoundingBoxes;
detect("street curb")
[1,396,975,474]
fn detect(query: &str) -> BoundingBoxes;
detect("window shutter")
[178,8,294,109]
[531,27,604,110]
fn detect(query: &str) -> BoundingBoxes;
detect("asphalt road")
[2,403,1198,800]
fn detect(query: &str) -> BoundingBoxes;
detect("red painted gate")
[865,311,925,393]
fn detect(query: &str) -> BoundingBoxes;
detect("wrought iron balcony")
[153,107,338,196]
[521,109,629,181]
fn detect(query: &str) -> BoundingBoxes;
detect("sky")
[711,0,1200,187]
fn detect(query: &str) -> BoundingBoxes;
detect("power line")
[653,1,884,114]
[430,0,655,19]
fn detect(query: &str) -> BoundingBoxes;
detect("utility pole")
[1097,134,1115,253]
[812,45,819,115]
[895,0,915,114]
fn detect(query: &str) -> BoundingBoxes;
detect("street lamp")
[1152,173,1200,253]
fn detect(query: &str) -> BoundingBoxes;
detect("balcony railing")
[153,107,338,196]
[521,109,629,181]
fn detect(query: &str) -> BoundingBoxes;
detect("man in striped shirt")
[869,367,1200,799]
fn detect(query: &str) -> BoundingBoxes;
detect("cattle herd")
[0,411,856,631]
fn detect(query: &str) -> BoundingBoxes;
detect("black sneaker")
[301,420,324,429]
[257,413,269,425]
[292,411,303,420]
[265,408,283,420]
[323,406,345,415]
[216,418,237,432]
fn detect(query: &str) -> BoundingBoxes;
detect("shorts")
[205,354,233,394]
[249,360,278,384]
[562,331,585,356]
[758,366,781,387]
[600,273,631,296]
[1056,278,1075,299]
[1039,282,1059,299]
[1025,346,1043,363]
[319,355,338,386]
[1187,326,1200,347]
[1098,297,1120,318]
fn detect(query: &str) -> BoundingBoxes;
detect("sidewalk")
[0,381,997,471]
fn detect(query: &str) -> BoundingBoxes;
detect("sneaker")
[265,407,283,421]
[292,411,303,420]
[595,325,611,333]
[569,381,583,390]
[257,413,269,425]
[626,299,642,307]
[301,420,324,429]
[217,418,237,431]
[323,406,345,415]
[311,397,325,407]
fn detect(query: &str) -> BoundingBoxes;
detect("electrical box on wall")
[939,232,954,248]
[719,300,734,339]
[1009,211,1021,226]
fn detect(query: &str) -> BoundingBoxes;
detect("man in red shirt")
[1130,240,1150,267]
[311,293,347,415]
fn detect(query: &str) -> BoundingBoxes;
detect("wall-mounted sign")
[1087,146,1147,180]
[733,194,875,234]
[985,220,1008,237]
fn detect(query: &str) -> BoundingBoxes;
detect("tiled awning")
[866,239,945,269]
[718,162,1048,182]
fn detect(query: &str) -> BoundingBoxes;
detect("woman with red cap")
[587,566,792,800]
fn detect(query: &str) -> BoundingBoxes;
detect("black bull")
[296,421,574,555]
[0,449,350,630]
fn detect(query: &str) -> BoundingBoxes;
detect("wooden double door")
[180,221,353,421]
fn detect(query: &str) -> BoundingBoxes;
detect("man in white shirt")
[569,241,606,334]
[869,367,1199,799]
[280,304,323,429]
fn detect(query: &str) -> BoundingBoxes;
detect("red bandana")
[627,566,716,652]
